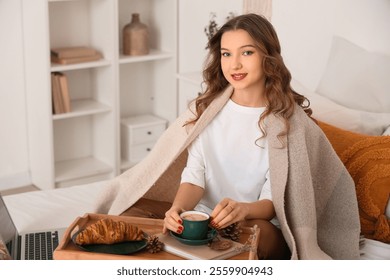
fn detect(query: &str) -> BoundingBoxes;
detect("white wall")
[0,0,31,190]
[178,0,243,73]
[1,0,389,190]
[272,0,390,90]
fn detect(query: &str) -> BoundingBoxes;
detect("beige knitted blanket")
[94,86,361,260]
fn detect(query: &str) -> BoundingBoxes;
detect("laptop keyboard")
[24,231,59,260]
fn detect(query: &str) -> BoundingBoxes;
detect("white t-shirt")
[181,98,272,215]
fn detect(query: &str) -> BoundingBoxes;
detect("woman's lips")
[231,73,247,81]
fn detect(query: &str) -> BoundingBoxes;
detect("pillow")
[291,79,390,135]
[318,121,390,243]
[316,36,390,113]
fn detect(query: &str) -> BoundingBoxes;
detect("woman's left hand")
[210,198,249,229]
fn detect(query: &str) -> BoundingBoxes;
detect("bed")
[291,36,390,259]
[4,36,390,260]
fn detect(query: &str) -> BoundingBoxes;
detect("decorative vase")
[123,13,150,56]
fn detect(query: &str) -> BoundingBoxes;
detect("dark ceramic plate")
[72,230,147,255]
[170,228,217,246]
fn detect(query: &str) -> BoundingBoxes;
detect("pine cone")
[218,222,241,241]
[145,235,164,254]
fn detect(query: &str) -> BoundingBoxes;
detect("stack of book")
[51,72,71,114]
[50,46,102,65]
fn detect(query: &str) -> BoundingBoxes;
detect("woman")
[95,14,360,260]
[163,13,309,259]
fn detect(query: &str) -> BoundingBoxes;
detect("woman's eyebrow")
[240,44,256,49]
[220,44,256,51]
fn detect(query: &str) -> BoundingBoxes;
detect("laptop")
[0,194,66,260]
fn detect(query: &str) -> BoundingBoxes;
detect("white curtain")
[243,0,272,21]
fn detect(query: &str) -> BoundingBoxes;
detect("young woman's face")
[220,29,265,94]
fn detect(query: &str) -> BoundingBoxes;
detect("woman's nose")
[232,57,242,70]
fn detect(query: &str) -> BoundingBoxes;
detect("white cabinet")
[22,0,177,189]
[121,114,167,169]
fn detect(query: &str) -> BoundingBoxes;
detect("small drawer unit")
[121,114,167,163]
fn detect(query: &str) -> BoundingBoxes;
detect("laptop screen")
[0,195,19,259]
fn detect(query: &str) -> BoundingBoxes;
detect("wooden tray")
[54,213,259,260]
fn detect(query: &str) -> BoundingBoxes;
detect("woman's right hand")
[163,206,184,235]
[162,182,204,235]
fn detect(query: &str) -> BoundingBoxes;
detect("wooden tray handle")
[248,225,260,260]
[58,213,90,248]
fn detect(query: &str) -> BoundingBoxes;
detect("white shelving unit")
[22,0,177,189]
[117,0,177,171]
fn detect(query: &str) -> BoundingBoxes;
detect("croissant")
[75,218,144,245]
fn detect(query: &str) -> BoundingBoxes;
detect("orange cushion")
[317,121,390,243]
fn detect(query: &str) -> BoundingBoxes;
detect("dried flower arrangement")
[204,12,236,48]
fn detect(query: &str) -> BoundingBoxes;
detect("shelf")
[176,71,203,85]
[55,156,113,183]
[120,159,137,171]
[49,0,79,2]
[52,99,111,120]
[120,114,167,128]
[119,49,174,64]
[51,59,111,72]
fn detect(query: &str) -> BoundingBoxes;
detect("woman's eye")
[221,52,231,57]
[243,50,254,56]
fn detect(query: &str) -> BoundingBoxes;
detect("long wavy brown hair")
[187,13,312,142]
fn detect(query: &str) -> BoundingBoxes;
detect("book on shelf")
[51,46,98,59]
[51,72,71,114]
[58,73,71,113]
[51,53,103,65]
[50,46,103,65]
[51,73,62,114]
